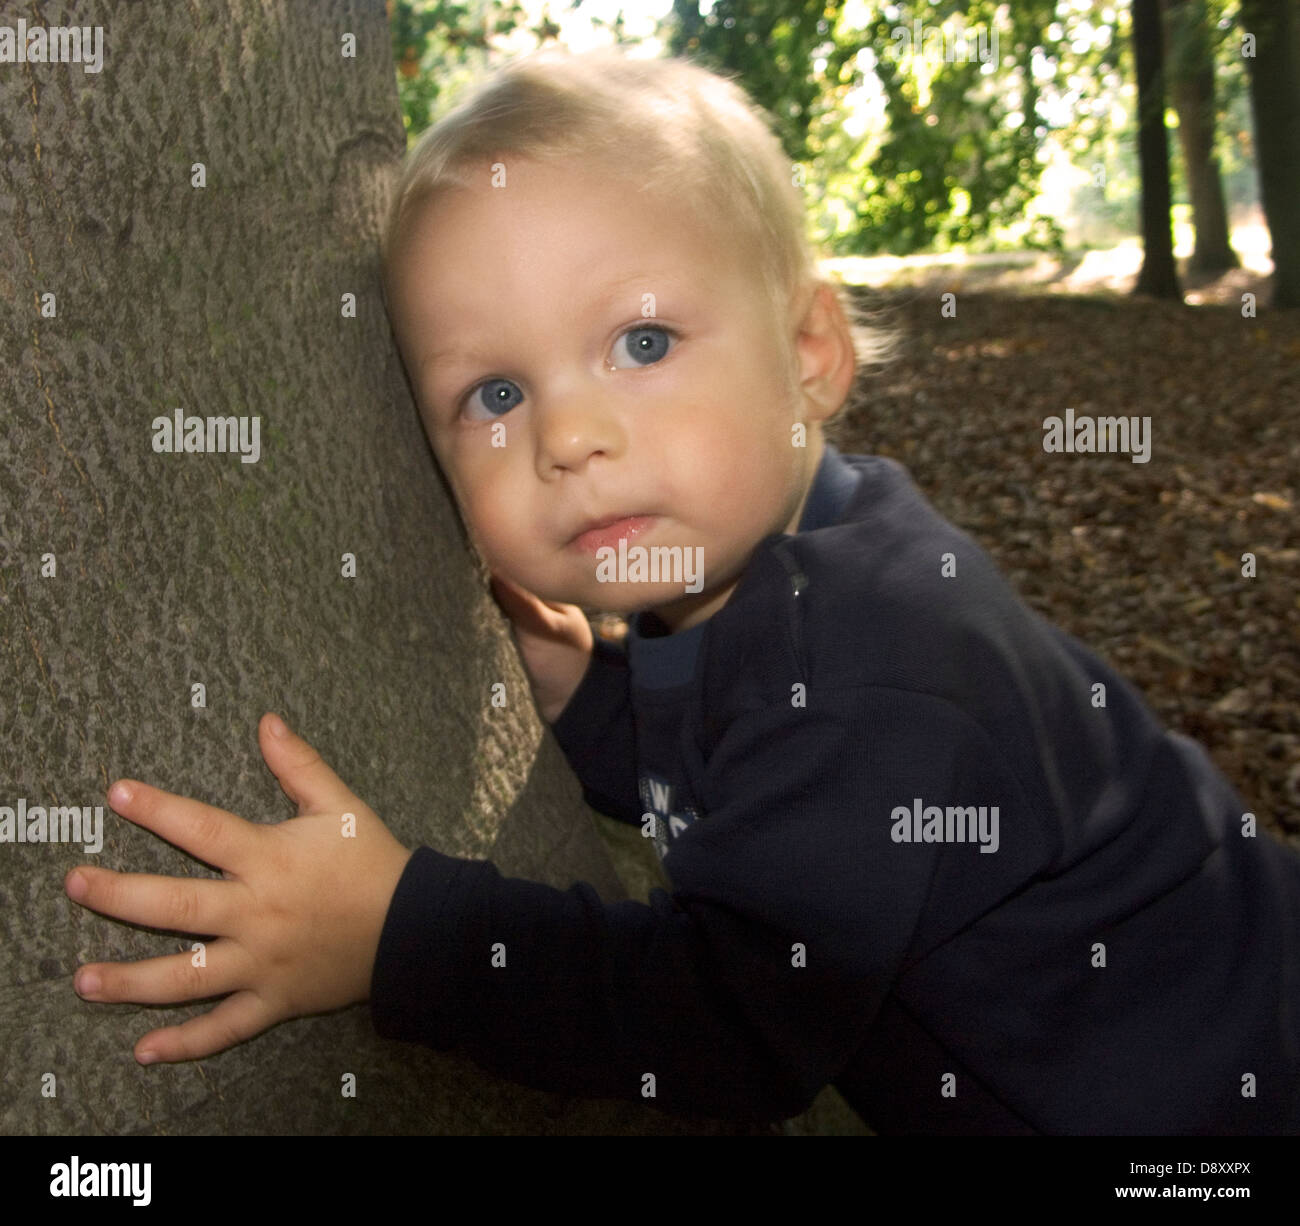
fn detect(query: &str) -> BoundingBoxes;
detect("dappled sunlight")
[823,222,1276,305]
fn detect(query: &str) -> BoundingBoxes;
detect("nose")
[534,392,627,479]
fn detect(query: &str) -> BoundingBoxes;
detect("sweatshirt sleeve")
[369,689,1042,1122]
[548,633,643,824]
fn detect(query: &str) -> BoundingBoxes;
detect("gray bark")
[0,0,736,1134]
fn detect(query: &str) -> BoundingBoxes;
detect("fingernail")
[109,781,132,807]
[66,870,89,901]
[269,714,288,738]
[136,1050,158,1065]
[76,969,101,996]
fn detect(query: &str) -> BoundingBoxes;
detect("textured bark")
[1162,0,1238,273]
[1131,0,1182,299]
[1239,0,1300,308]
[0,0,737,1135]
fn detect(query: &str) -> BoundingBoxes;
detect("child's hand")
[64,713,413,1065]
[489,572,593,723]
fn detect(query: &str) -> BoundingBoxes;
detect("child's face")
[387,155,833,631]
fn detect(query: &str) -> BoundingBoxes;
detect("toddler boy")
[374,48,1300,1134]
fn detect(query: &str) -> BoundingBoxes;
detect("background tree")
[0,0,738,1135]
[1238,0,1300,307]
[1162,0,1238,273]
[1131,0,1182,297]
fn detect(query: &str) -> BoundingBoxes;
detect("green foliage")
[664,1,852,165]
[390,0,532,142]
[664,0,1064,255]
[855,1,1066,253]
[386,0,1257,259]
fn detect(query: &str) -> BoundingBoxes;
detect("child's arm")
[64,714,412,1064]
[370,693,1037,1121]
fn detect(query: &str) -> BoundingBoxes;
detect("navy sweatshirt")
[370,443,1300,1134]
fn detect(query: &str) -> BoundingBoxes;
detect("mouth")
[570,514,657,554]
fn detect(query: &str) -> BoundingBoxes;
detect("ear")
[792,282,857,423]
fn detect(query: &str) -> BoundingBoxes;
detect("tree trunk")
[1162,0,1238,273]
[1132,0,1183,299]
[1238,0,1300,308]
[0,0,732,1135]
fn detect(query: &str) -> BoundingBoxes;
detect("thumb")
[258,713,355,816]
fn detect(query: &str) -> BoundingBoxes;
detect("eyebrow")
[418,271,691,375]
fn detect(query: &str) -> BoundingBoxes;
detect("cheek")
[458,463,527,554]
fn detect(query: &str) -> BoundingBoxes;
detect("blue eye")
[460,326,677,419]
[612,326,676,368]
[467,378,523,418]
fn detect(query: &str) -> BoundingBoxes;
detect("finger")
[258,713,354,816]
[65,865,235,934]
[132,989,277,1065]
[74,940,250,1007]
[106,779,259,876]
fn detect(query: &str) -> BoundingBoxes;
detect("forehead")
[388,156,764,344]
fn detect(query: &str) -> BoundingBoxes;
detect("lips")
[571,514,656,553]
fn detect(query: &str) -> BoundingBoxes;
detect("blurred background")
[385,0,1294,306]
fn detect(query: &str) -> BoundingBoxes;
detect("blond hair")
[381,46,895,388]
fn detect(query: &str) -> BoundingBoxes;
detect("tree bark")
[1162,0,1238,273]
[1238,0,1300,308]
[0,0,735,1134]
[1132,0,1183,299]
